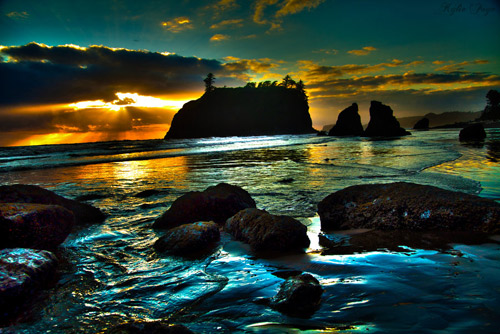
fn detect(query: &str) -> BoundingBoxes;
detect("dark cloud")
[0,43,245,106]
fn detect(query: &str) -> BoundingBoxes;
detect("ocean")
[1,129,499,333]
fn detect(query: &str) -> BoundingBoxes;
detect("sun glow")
[68,92,188,111]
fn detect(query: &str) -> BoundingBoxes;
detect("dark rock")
[277,178,295,184]
[0,248,58,322]
[270,273,323,317]
[318,182,500,232]
[0,203,74,250]
[105,321,194,334]
[459,123,486,141]
[154,221,220,256]
[362,101,411,137]
[133,189,163,198]
[328,103,364,136]
[165,87,315,139]
[413,117,429,130]
[0,184,105,224]
[153,183,256,229]
[225,208,310,252]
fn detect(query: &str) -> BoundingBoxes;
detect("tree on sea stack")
[204,73,216,92]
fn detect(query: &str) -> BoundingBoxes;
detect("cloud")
[210,19,245,29]
[347,46,377,56]
[434,59,489,73]
[210,34,230,41]
[6,11,29,20]
[222,56,281,75]
[253,0,325,30]
[313,49,339,55]
[161,17,194,33]
[0,42,250,107]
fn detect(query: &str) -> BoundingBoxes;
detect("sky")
[1,0,499,146]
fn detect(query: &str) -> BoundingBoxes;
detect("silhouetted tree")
[281,74,296,89]
[245,82,256,88]
[486,89,500,107]
[257,80,278,88]
[295,79,307,101]
[204,73,216,92]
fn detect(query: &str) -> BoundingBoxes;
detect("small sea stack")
[363,101,411,137]
[328,103,364,136]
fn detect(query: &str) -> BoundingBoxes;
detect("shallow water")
[1,129,499,333]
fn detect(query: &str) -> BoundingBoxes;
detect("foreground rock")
[0,248,58,322]
[363,101,410,137]
[105,321,194,334]
[154,222,220,257]
[165,86,315,138]
[153,183,256,229]
[413,117,429,130]
[225,208,310,252]
[0,203,74,250]
[328,103,364,136]
[0,184,105,225]
[459,123,486,141]
[318,182,500,232]
[270,274,323,317]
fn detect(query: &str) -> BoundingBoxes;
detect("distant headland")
[165,74,315,139]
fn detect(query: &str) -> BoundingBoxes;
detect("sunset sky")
[1,0,499,146]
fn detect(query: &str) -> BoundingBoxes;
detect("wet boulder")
[270,273,323,317]
[413,117,430,130]
[153,183,256,229]
[0,184,106,225]
[328,103,364,136]
[154,221,220,257]
[318,182,500,232]
[363,101,410,137]
[0,203,74,250]
[0,248,58,322]
[225,208,310,252]
[105,321,194,334]
[459,123,486,142]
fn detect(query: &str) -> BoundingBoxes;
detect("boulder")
[270,273,323,317]
[0,203,74,250]
[362,101,410,137]
[225,208,310,252]
[0,248,58,322]
[459,123,486,141]
[413,117,430,130]
[154,221,220,257]
[153,183,256,229]
[0,184,105,224]
[328,103,364,136]
[105,321,194,334]
[318,182,500,232]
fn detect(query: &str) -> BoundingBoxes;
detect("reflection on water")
[2,130,500,333]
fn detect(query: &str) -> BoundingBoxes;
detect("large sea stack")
[165,87,315,139]
[363,101,410,137]
[328,103,364,136]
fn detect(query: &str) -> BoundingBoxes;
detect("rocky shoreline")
[1,182,499,332]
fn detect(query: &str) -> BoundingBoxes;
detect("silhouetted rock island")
[363,101,411,137]
[413,117,430,130]
[328,103,363,136]
[165,86,315,139]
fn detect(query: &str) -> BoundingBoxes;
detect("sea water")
[0,129,499,333]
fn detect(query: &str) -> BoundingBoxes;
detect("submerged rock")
[0,184,105,225]
[270,273,323,317]
[153,183,256,229]
[0,248,58,322]
[105,321,194,334]
[363,101,410,137]
[459,123,486,141]
[318,182,500,232]
[154,221,220,257]
[225,208,310,252]
[328,103,364,136]
[0,203,74,250]
[413,117,430,130]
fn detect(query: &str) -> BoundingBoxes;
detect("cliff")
[165,87,315,139]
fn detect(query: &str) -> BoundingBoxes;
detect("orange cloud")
[210,34,230,41]
[6,11,29,20]
[161,17,194,33]
[253,0,325,31]
[347,46,377,56]
[275,0,326,17]
[210,19,244,29]
[435,59,489,73]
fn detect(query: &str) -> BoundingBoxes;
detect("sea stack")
[363,101,410,137]
[413,117,430,130]
[165,86,315,139]
[328,103,364,136]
